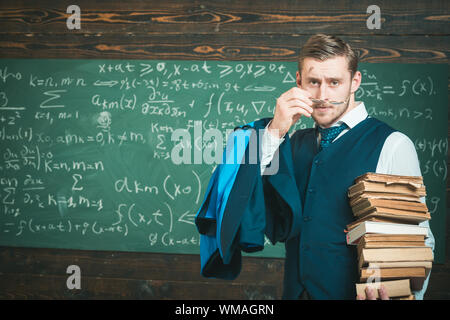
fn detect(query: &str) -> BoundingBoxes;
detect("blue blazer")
[195,118,301,280]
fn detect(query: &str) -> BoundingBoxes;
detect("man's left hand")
[356,285,390,300]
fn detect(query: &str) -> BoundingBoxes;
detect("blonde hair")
[298,34,359,79]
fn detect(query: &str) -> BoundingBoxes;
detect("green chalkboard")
[0,59,447,263]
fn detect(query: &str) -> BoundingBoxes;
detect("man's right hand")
[268,87,314,139]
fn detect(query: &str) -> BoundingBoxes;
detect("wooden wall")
[0,0,449,299]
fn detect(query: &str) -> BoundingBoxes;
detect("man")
[260,34,435,300]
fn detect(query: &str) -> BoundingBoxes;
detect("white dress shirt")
[260,101,435,300]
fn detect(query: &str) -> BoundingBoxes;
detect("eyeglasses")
[310,98,348,105]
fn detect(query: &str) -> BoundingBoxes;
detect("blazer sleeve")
[195,126,255,280]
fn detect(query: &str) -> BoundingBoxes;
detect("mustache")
[310,98,349,106]
[312,102,333,108]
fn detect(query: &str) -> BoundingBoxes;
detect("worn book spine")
[352,199,428,214]
[354,209,431,223]
[359,247,434,269]
[354,172,423,185]
[360,267,426,282]
[348,181,426,198]
[349,192,422,207]
[363,234,425,242]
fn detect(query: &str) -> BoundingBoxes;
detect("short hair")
[298,34,359,79]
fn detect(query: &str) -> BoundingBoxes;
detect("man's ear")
[296,71,301,88]
[350,71,362,94]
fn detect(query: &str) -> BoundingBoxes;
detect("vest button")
[303,216,311,222]
[308,188,315,193]
[314,159,320,165]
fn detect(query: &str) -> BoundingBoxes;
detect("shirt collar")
[314,101,368,129]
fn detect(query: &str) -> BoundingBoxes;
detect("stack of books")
[346,173,433,300]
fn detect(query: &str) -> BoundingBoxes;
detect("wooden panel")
[426,236,450,299]
[0,274,282,299]
[0,34,448,63]
[0,246,283,299]
[0,247,284,283]
[0,0,448,35]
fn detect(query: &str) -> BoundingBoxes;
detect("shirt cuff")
[261,120,285,167]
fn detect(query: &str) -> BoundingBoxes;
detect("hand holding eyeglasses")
[268,87,314,139]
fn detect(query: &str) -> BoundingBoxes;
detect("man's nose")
[318,83,329,100]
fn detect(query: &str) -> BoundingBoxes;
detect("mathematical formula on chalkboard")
[0,59,447,262]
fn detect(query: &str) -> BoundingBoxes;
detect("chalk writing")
[0,59,446,260]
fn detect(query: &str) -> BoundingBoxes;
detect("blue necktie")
[318,122,348,150]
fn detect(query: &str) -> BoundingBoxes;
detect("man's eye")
[331,81,339,86]
[310,81,318,85]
